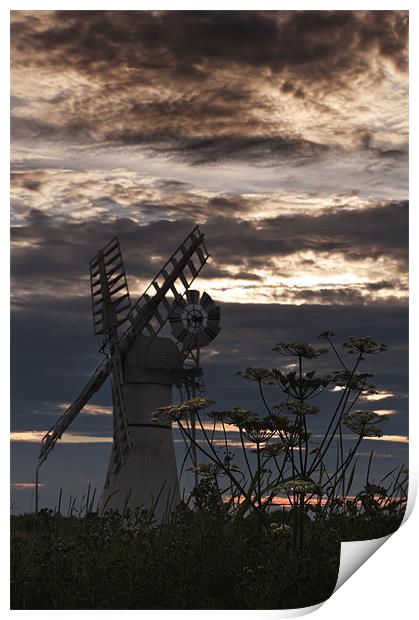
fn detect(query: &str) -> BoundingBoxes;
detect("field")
[11,495,404,610]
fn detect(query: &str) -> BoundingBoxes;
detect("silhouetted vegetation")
[11,336,407,609]
[153,335,407,552]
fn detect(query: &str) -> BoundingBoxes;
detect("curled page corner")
[403,481,416,522]
[333,534,392,593]
[262,603,324,619]
[333,482,416,595]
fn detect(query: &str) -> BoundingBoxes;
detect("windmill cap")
[123,334,183,384]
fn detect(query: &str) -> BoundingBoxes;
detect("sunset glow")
[11,10,408,515]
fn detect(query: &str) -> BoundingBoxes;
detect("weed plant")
[153,334,407,550]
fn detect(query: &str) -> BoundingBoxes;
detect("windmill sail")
[120,225,209,345]
[89,236,132,470]
[38,359,109,465]
[90,236,132,336]
[38,225,209,466]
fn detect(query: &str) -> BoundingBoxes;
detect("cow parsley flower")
[273,341,329,359]
[237,367,274,384]
[152,397,214,422]
[343,337,387,356]
[342,410,387,437]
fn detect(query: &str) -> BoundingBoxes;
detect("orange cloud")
[366,434,409,443]
[10,431,112,444]
[11,482,46,489]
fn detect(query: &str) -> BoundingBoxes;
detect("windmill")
[37,226,221,521]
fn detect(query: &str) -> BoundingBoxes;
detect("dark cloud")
[11,199,408,306]
[206,200,408,266]
[277,284,404,305]
[11,10,408,164]
[12,11,408,79]
[11,115,93,143]
[138,134,328,165]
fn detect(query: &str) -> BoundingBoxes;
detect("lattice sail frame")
[122,227,210,344]
[89,236,133,470]
[90,237,132,337]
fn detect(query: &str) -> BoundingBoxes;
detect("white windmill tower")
[37,227,219,522]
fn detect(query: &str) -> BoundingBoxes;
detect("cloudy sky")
[10,10,408,513]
